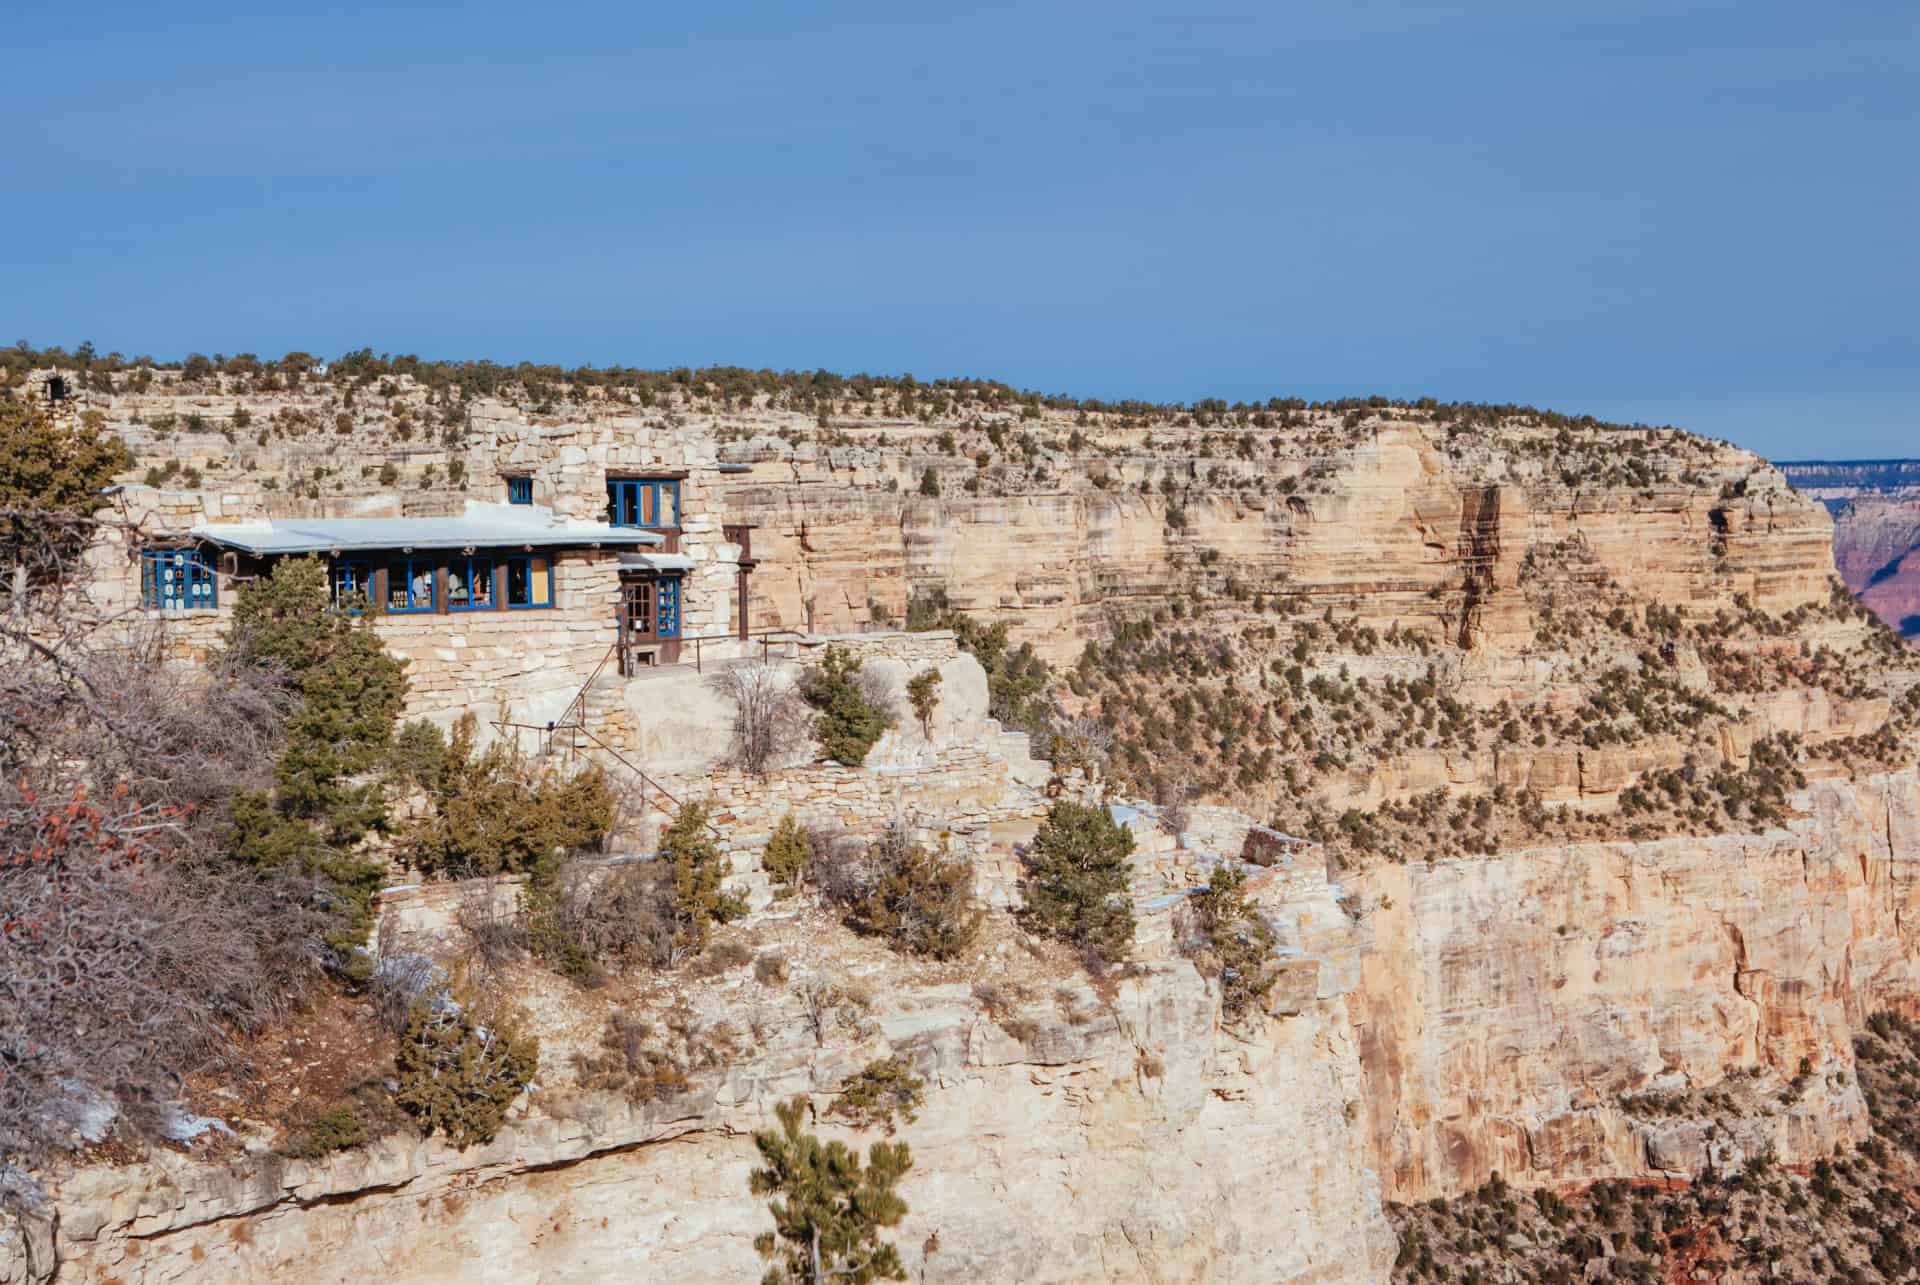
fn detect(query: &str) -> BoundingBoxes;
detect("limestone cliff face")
[716,426,1835,658]
[1348,766,1920,1201]
[30,970,1393,1285]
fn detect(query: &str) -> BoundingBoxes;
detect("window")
[657,576,681,637]
[506,477,533,505]
[386,557,435,613]
[450,556,494,610]
[606,478,679,528]
[142,548,216,610]
[330,559,373,611]
[504,554,552,608]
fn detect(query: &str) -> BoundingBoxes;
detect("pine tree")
[750,1096,912,1285]
[224,557,409,972]
[1021,801,1136,961]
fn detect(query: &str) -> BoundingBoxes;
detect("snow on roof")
[617,551,697,572]
[190,501,664,556]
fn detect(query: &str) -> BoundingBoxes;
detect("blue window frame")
[506,477,533,505]
[450,556,495,610]
[504,554,553,609]
[385,557,435,613]
[606,477,679,528]
[142,548,216,610]
[656,575,680,637]
[330,559,374,612]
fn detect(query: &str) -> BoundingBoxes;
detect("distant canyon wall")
[1779,458,1920,639]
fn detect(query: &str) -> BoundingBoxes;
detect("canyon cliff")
[5,359,1918,1283]
[1780,458,1920,640]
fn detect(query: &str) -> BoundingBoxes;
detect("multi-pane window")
[622,576,682,638]
[331,559,374,611]
[656,576,681,637]
[142,548,217,610]
[450,556,494,610]
[506,477,533,505]
[504,554,552,608]
[606,478,680,528]
[320,552,556,614]
[386,557,435,613]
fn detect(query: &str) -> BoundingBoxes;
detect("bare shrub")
[688,938,753,979]
[971,980,1033,1021]
[859,665,900,724]
[753,952,790,985]
[0,821,324,1163]
[0,522,329,1174]
[575,1008,739,1104]
[714,663,811,777]
[813,822,980,959]
[600,764,659,853]
[797,976,872,1047]
[526,857,680,982]
[368,944,448,1036]
[1049,715,1113,776]
[1154,772,1194,840]
[802,825,865,904]
[454,878,525,983]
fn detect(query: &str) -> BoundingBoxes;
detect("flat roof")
[190,502,664,556]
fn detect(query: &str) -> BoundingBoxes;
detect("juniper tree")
[905,668,941,738]
[1183,860,1278,1020]
[764,812,809,888]
[1021,800,1136,961]
[750,1096,912,1285]
[659,800,746,960]
[0,399,131,578]
[800,646,892,765]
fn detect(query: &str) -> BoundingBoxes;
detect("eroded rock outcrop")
[32,970,1393,1283]
[1349,765,1920,1201]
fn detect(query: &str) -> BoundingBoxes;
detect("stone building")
[93,457,763,733]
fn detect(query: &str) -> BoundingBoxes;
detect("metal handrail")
[552,639,621,736]
[571,724,725,840]
[677,626,809,673]
[488,715,723,841]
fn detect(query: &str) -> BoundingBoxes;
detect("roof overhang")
[190,516,664,557]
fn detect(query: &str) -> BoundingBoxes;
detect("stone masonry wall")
[375,549,622,725]
[790,629,960,668]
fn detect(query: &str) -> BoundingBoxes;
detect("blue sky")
[4,1,1914,459]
